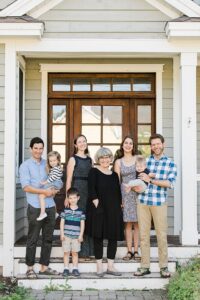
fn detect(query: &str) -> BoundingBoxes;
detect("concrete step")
[14,258,177,276]
[18,272,170,290]
[14,245,200,259]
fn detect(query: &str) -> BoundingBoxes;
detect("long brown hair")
[73,134,89,155]
[113,135,135,165]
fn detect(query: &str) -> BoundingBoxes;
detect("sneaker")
[37,213,47,221]
[55,212,59,219]
[134,267,151,276]
[62,269,70,277]
[160,267,171,278]
[71,269,80,277]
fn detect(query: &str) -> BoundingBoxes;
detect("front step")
[15,258,177,276]
[18,272,169,290]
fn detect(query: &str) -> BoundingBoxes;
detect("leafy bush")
[167,256,200,300]
[0,276,32,300]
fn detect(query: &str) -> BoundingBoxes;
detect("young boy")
[125,155,154,193]
[60,187,85,277]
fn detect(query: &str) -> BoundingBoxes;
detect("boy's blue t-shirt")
[60,207,85,239]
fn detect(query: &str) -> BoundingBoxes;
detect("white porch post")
[3,41,17,276]
[180,52,198,245]
[173,56,181,235]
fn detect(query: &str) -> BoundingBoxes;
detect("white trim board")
[40,63,163,156]
[0,0,45,17]
[164,0,200,17]
[29,0,64,19]
[145,0,181,19]
[0,23,44,38]
[12,38,200,55]
[3,41,17,276]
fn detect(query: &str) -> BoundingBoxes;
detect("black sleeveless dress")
[72,155,94,257]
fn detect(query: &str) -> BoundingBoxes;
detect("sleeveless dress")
[120,158,138,222]
[72,155,94,256]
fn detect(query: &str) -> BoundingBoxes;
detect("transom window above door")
[48,73,156,165]
[49,73,155,95]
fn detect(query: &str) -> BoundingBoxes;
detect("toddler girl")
[37,151,63,221]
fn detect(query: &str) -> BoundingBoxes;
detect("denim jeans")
[26,204,56,266]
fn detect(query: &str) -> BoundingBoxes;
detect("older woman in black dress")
[86,147,124,277]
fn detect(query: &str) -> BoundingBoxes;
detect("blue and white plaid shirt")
[138,154,177,206]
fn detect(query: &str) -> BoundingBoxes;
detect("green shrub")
[167,256,200,300]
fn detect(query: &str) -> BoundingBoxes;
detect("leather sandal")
[26,269,37,278]
[133,251,141,261]
[123,251,134,261]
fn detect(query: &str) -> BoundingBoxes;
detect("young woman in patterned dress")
[114,136,140,260]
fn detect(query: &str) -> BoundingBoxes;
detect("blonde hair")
[94,147,113,164]
[135,155,146,165]
[46,151,61,173]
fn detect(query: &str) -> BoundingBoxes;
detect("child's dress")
[120,159,138,222]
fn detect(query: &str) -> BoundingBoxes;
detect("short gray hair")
[94,147,113,164]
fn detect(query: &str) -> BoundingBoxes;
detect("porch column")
[180,52,198,245]
[3,41,17,276]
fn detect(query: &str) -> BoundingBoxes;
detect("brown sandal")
[123,251,134,261]
[26,269,37,278]
[133,251,141,261]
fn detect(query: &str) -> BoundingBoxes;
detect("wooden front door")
[48,73,156,218]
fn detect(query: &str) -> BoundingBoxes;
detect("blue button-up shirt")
[19,157,55,208]
[138,155,177,206]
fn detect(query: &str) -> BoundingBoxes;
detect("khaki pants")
[137,203,168,269]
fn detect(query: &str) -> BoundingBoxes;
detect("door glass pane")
[82,106,101,124]
[88,145,101,162]
[103,106,122,124]
[104,145,120,159]
[82,125,101,143]
[52,125,66,143]
[53,105,66,123]
[113,78,131,91]
[93,79,111,91]
[52,79,70,91]
[133,79,151,91]
[138,105,151,123]
[138,125,151,143]
[52,145,66,163]
[73,79,90,91]
[137,145,151,157]
[103,126,122,143]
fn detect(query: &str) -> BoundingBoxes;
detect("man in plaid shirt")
[134,133,177,278]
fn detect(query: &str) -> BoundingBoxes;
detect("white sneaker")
[55,212,59,219]
[37,213,47,221]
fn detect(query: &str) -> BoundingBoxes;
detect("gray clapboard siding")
[24,57,174,234]
[39,0,170,38]
[197,67,200,231]
[0,44,4,245]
